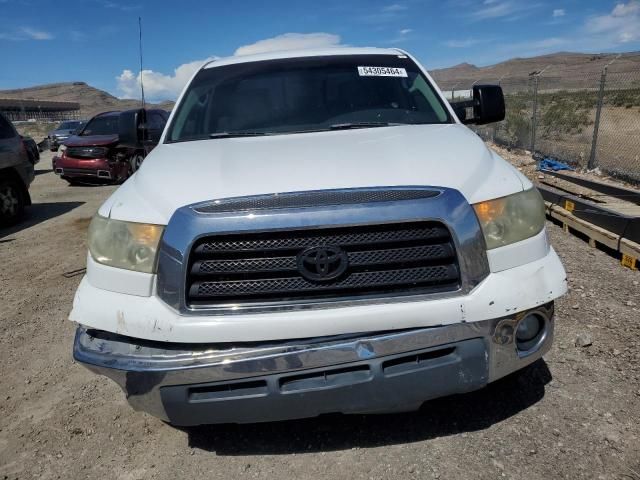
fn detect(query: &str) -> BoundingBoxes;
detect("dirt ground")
[1,151,639,480]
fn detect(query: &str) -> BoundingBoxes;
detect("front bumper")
[74,302,554,425]
[54,156,113,179]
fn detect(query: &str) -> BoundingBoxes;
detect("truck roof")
[203,47,407,70]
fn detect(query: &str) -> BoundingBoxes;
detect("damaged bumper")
[73,302,554,426]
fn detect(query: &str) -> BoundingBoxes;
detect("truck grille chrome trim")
[192,187,441,214]
[156,186,490,314]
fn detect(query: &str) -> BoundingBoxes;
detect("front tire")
[130,152,145,173]
[0,178,25,226]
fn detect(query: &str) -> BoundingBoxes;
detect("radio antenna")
[138,16,146,109]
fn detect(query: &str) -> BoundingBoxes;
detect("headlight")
[473,187,545,249]
[59,144,67,153]
[88,214,164,273]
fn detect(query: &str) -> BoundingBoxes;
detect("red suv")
[53,109,168,185]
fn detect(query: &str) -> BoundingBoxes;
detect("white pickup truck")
[72,47,567,425]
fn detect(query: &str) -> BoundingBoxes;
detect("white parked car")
[71,47,567,425]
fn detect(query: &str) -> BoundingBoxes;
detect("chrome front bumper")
[74,303,554,425]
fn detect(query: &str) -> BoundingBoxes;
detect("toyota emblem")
[297,246,349,282]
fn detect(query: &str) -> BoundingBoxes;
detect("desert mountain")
[429,51,640,89]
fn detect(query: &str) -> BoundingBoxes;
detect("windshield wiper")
[328,122,393,131]
[209,131,267,139]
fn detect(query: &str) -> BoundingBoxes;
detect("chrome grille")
[66,146,108,159]
[186,222,460,307]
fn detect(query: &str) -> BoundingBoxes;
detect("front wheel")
[0,178,26,226]
[129,152,145,173]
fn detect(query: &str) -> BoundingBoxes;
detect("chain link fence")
[442,55,640,183]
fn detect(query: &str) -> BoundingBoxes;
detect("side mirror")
[452,105,467,123]
[471,84,505,125]
[118,108,147,148]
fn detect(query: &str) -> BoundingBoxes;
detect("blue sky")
[1,0,639,100]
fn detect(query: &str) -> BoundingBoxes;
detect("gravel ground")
[1,151,639,480]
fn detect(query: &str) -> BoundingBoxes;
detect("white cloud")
[234,32,342,56]
[612,1,640,16]
[360,3,409,23]
[382,4,407,12]
[116,57,216,101]
[101,1,140,12]
[585,1,640,44]
[444,38,481,48]
[0,26,54,41]
[388,28,413,44]
[469,0,539,21]
[21,27,53,40]
[115,32,344,100]
[552,8,565,17]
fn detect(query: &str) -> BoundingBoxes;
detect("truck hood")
[51,129,75,136]
[102,124,530,224]
[64,134,119,147]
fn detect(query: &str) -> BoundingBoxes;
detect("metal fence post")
[588,67,608,170]
[493,78,501,142]
[530,75,539,152]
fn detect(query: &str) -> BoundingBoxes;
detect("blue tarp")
[537,158,575,171]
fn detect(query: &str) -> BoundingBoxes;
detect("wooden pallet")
[545,201,640,270]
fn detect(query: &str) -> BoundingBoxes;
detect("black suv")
[0,112,34,225]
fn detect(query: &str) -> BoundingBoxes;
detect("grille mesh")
[196,225,448,253]
[193,189,440,214]
[193,266,457,298]
[66,146,107,159]
[187,222,460,307]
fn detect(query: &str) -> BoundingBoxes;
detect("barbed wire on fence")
[441,53,640,183]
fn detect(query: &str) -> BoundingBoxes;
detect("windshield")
[167,54,452,143]
[80,115,119,136]
[59,121,81,130]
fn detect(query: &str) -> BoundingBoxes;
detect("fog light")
[516,313,544,352]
